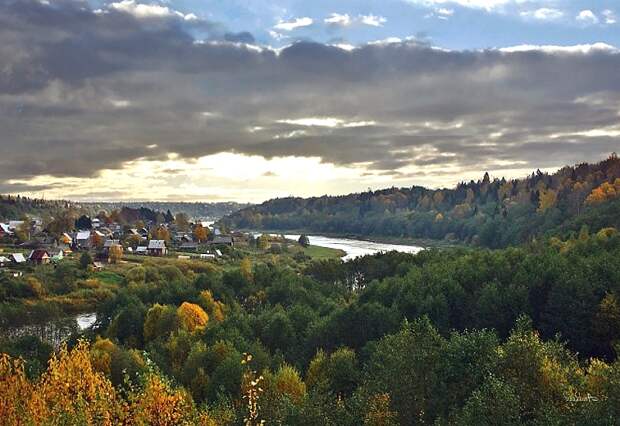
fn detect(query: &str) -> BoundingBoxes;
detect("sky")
[0,0,619,202]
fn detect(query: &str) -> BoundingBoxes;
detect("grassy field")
[301,245,345,260]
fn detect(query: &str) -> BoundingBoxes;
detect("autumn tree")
[153,226,171,242]
[144,304,178,341]
[108,244,123,264]
[177,302,209,333]
[91,232,104,249]
[257,234,270,250]
[537,188,558,213]
[175,213,190,232]
[193,224,210,243]
[240,258,253,283]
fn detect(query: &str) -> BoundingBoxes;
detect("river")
[1,312,97,348]
[284,234,424,261]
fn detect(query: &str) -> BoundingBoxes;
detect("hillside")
[0,195,80,221]
[83,201,251,220]
[222,155,620,247]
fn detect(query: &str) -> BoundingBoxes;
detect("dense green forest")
[0,195,78,222]
[84,202,251,220]
[222,155,620,248]
[2,229,620,424]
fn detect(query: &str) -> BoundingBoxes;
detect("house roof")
[8,221,24,230]
[0,223,11,234]
[180,242,198,248]
[29,249,50,260]
[10,253,26,263]
[212,236,233,244]
[76,231,91,240]
[104,239,120,248]
[136,246,148,252]
[0,256,10,263]
[148,240,166,249]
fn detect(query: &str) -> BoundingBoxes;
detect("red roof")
[30,249,50,261]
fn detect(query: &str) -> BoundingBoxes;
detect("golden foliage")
[177,302,209,332]
[240,258,253,283]
[193,224,210,243]
[0,353,35,425]
[90,337,117,376]
[537,188,558,213]
[128,374,195,426]
[199,290,226,322]
[272,364,306,405]
[108,244,123,264]
[364,393,398,426]
[586,178,620,205]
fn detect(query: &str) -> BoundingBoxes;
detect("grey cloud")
[0,0,619,192]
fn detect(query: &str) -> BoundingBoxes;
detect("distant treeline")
[222,155,620,247]
[85,201,251,220]
[0,195,78,221]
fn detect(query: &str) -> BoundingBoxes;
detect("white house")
[147,240,167,256]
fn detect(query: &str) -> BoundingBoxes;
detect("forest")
[2,227,620,424]
[222,155,620,248]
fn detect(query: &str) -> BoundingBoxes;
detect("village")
[0,213,258,273]
[0,209,322,277]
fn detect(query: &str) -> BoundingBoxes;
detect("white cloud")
[324,13,387,27]
[520,8,563,21]
[360,14,387,27]
[437,8,455,16]
[498,43,618,54]
[576,10,599,25]
[109,0,197,21]
[325,13,352,26]
[277,117,376,128]
[274,17,313,31]
[108,99,131,108]
[408,0,512,12]
[603,10,617,25]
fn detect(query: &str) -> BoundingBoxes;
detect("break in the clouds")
[0,0,619,202]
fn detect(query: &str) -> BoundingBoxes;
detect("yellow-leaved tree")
[199,290,226,322]
[177,302,209,332]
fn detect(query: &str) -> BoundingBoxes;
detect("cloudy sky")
[1,0,619,202]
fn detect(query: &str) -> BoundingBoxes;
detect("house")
[0,223,12,238]
[179,242,199,251]
[76,230,92,249]
[103,239,121,251]
[0,256,10,267]
[91,218,101,228]
[200,253,216,260]
[135,246,148,255]
[9,253,26,264]
[59,233,72,245]
[8,221,24,231]
[29,249,50,265]
[209,235,234,246]
[147,240,167,256]
[102,240,123,262]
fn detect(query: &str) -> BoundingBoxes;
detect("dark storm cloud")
[0,0,619,190]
